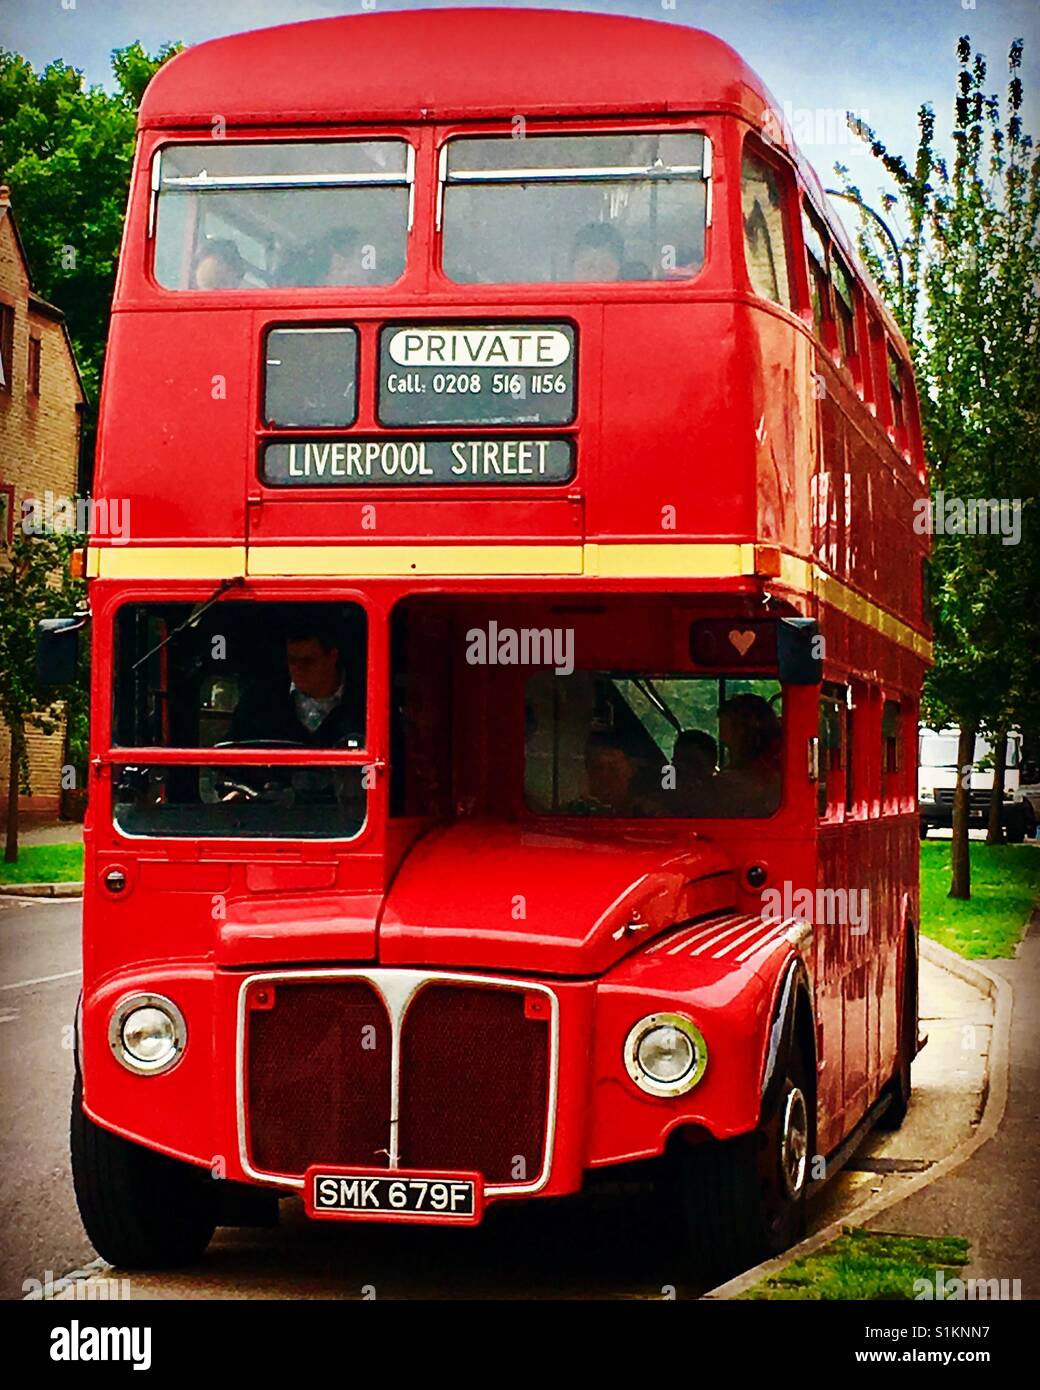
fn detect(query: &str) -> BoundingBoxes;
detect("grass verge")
[920,841,1040,958]
[0,843,84,885]
[739,1226,970,1300]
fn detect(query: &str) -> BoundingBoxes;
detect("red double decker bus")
[51,8,930,1281]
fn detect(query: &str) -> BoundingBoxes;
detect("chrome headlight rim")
[108,993,187,1076]
[624,1011,708,1097]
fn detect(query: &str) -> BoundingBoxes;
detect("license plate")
[304,1166,483,1225]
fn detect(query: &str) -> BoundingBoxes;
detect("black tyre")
[1005,810,1026,844]
[677,1046,811,1283]
[70,1072,216,1268]
[878,932,917,1130]
[919,822,930,840]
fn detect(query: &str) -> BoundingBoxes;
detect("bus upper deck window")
[152,140,412,290]
[741,149,794,309]
[887,346,906,431]
[440,132,708,285]
[832,255,858,369]
[801,206,831,337]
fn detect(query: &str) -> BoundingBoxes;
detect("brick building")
[0,185,87,819]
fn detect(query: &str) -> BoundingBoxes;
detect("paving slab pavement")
[861,920,1039,1299]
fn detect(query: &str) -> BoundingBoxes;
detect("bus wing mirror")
[777,618,822,685]
[36,617,85,688]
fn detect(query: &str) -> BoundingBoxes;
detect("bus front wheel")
[70,1073,216,1268]
[676,1046,811,1284]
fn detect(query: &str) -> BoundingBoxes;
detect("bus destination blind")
[261,436,574,487]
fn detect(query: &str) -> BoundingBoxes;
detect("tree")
[0,42,181,412]
[0,528,84,862]
[838,36,1040,898]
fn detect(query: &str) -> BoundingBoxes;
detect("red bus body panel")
[78,9,929,1220]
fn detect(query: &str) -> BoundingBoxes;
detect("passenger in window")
[671,729,718,812]
[560,731,633,814]
[716,694,782,814]
[297,227,384,286]
[570,224,624,282]
[193,238,247,290]
[565,730,664,816]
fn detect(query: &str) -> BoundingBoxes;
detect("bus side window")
[867,315,890,425]
[741,145,795,310]
[832,253,860,383]
[818,685,846,821]
[845,690,856,815]
[882,698,902,810]
[801,204,832,345]
[887,345,909,455]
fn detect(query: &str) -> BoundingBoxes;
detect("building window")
[741,147,794,309]
[0,481,13,542]
[27,335,41,396]
[0,303,14,393]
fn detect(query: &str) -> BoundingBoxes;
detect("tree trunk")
[5,721,21,864]
[949,720,976,901]
[986,729,1008,845]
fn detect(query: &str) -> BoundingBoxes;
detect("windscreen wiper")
[131,576,245,671]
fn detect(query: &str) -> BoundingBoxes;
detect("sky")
[2,0,1038,239]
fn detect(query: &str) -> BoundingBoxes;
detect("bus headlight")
[624,1013,707,1097]
[109,994,186,1075]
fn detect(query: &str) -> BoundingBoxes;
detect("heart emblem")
[729,629,756,657]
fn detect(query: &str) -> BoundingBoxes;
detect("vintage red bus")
[48,8,930,1281]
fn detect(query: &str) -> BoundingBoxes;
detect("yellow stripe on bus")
[85,542,931,661]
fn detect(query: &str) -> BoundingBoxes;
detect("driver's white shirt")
[290,680,344,734]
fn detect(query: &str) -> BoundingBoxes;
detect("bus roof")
[139,7,775,130]
[137,6,908,357]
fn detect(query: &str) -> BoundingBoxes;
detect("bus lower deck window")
[525,670,782,819]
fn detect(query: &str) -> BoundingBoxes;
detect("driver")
[229,614,363,747]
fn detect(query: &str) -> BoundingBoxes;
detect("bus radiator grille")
[246,980,393,1176]
[398,984,550,1185]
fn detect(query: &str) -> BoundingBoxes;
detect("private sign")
[386,326,571,368]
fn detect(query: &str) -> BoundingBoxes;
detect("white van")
[918,727,1034,841]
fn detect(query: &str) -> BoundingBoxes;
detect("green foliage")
[0,526,85,802]
[0,41,181,406]
[837,38,1040,738]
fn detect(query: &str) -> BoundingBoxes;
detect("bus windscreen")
[525,670,782,818]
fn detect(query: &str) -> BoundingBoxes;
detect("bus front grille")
[398,984,550,1184]
[244,975,552,1187]
[247,981,393,1176]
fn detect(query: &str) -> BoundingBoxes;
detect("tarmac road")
[0,894,992,1300]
